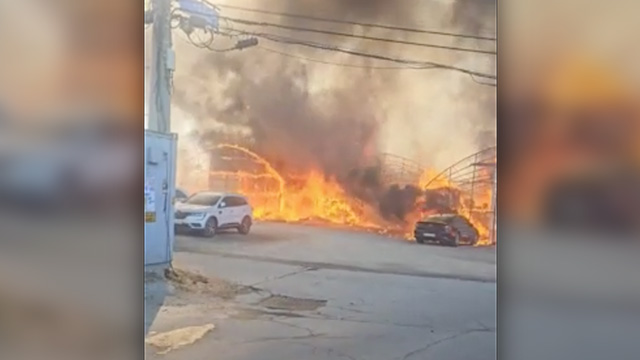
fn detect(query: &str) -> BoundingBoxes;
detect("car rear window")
[425,215,455,223]
[186,193,220,206]
[234,196,248,206]
[224,196,248,207]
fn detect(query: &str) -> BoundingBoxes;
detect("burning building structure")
[171,0,497,242]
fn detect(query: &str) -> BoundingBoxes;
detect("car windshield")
[185,193,221,206]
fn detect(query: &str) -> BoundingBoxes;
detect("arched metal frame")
[378,153,424,186]
[422,146,497,244]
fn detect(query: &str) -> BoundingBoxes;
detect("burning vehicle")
[412,187,486,246]
[414,213,479,247]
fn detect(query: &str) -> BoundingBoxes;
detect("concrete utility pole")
[147,0,173,133]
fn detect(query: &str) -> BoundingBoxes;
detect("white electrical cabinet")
[144,130,177,267]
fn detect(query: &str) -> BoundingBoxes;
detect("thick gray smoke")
[451,0,496,35]
[173,53,382,176]
[171,0,496,219]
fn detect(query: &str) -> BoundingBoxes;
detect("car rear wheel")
[238,216,252,235]
[203,217,217,238]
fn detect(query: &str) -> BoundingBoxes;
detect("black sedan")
[414,214,479,247]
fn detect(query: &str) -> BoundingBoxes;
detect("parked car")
[413,214,479,247]
[174,188,189,203]
[174,191,253,237]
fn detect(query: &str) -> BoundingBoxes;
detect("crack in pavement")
[249,307,435,330]
[242,333,343,344]
[249,266,319,287]
[475,319,493,331]
[320,316,433,330]
[238,317,345,345]
[396,327,496,360]
[230,300,436,329]
[328,305,373,315]
[269,318,316,336]
[175,244,496,283]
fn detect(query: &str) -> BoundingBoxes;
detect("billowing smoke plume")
[171,0,496,220]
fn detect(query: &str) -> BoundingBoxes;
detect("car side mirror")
[219,202,226,208]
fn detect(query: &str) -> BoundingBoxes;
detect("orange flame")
[413,166,495,246]
[418,169,456,189]
[211,144,495,245]
[214,144,384,231]
[216,143,285,212]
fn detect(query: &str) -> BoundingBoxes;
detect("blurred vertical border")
[0,0,145,359]
[498,0,640,359]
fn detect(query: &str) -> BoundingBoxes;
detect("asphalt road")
[146,222,496,360]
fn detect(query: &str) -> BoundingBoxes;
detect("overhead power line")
[257,46,439,70]
[221,16,496,56]
[220,27,496,80]
[470,74,497,87]
[176,25,258,52]
[259,46,499,87]
[210,2,496,41]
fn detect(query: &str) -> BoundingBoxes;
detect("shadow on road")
[177,228,288,244]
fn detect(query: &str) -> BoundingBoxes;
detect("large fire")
[415,167,495,246]
[213,144,386,231]
[209,143,495,246]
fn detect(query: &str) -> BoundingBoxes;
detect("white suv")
[174,192,253,237]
